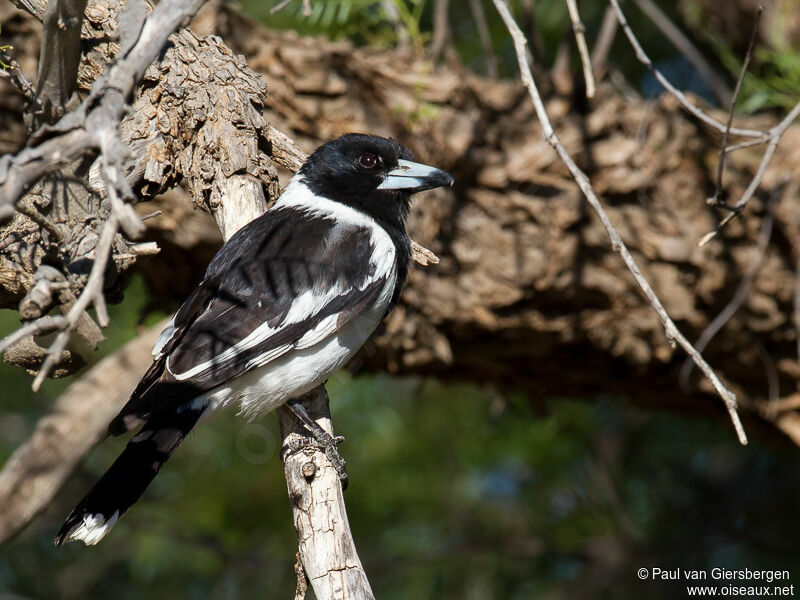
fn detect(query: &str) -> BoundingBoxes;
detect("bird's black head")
[299,133,453,233]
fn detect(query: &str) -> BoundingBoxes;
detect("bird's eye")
[359,152,378,169]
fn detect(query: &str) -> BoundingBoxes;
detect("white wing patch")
[152,315,177,360]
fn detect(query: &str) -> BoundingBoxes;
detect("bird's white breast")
[204,176,398,418]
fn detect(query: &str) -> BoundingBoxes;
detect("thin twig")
[699,103,800,246]
[32,213,119,390]
[0,315,68,355]
[564,0,595,98]
[680,182,781,390]
[469,0,498,78]
[429,0,452,63]
[139,209,162,221]
[631,0,732,106]
[270,0,294,15]
[492,0,748,444]
[591,5,618,79]
[710,7,762,207]
[725,138,770,153]
[608,0,765,139]
[0,46,39,105]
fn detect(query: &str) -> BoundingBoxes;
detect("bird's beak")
[377,159,454,192]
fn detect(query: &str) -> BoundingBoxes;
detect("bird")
[54,133,453,546]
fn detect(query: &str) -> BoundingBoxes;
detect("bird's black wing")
[109,206,389,434]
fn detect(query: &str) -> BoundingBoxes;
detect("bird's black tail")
[54,406,203,546]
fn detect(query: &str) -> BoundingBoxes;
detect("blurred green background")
[2,0,800,598]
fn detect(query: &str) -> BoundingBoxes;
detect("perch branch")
[564,0,595,98]
[277,387,375,600]
[205,132,375,598]
[492,0,748,444]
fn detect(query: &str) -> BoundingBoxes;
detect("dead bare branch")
[680,182,781,390]
[277,387,375,600]
[630,0,732,106]
[0,45,39,105]
[608,0,764,139]
[591,5,618,79]
[469,0,498,78]
[35,0,89,123]
[0,314,67,355]
[0,322,165,544]
[30,211,116,390]
[699,103,800,246]
[564,0,595,98]
[0,0,206,385]
[0,0,207,213]
[710,7,762,207]
[492,0,748,445]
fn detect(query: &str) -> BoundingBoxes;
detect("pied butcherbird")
[54,133,453,546]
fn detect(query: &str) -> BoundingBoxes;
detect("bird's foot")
[282,399,349,488]
[281,435,348,488]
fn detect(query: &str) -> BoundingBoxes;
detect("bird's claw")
[281,434,349,488]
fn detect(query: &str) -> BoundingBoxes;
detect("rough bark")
[278,389,375,600]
